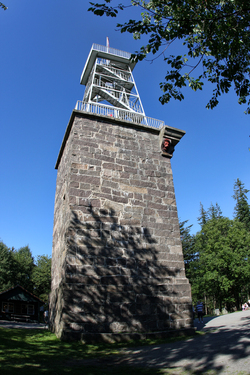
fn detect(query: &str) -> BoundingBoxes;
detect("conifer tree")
[233,178,250,231]
[197,203,208,227]
[179,220,196,280]
[208,202,223,220]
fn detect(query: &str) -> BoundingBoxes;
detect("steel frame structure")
[80,44,146,117]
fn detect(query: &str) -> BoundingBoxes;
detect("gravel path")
[110,310,250,374]
[0,320,47,329]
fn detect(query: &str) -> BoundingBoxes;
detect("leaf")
[94,9,105,16]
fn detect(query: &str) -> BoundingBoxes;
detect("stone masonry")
[49,110,194,342]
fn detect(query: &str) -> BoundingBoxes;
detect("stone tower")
[49,43,194,342]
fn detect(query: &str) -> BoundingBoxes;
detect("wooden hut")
[0,285,44,322]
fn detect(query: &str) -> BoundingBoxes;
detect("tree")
[194,217,250,311]
[233,178,250,231]
[12,246,35,292]
[197,202,208,228]
[0,241,14,292]
[0,241,51,300]
[179,220,196,280]
[89,0,250,113]
[208,203,223,220]
[32,255,51,302]
[197,202,223,228]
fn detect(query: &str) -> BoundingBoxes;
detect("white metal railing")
[92,43,131,60]
[75,101,164,129]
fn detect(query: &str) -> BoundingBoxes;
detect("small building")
[0,285,44,322]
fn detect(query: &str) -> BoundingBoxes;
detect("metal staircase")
[80,44,146,118]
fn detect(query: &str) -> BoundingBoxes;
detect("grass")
[0,327,201,375]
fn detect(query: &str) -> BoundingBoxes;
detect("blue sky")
[0,0,249,259]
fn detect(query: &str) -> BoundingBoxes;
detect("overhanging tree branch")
[89,0,250,113]
[0,2,7,10]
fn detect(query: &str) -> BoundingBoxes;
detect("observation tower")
[50,41,193,342]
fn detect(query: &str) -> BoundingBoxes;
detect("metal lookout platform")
[75,42,164,130]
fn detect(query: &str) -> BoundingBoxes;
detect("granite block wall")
[49,111,193,342]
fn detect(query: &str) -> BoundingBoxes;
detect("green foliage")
[208,203,223,221]
[89,1,124,17]
[197,202,222,228]
[197,203,208,227]
[88,0,250,113]
[32,255,51,302]
[12,246,35,292]
[194,217,250,310]
[0,2,7,10]
[233,178,250,230]
[182,180,250,311]
[0,242,51,300]
[179,220,196,280]
[0,242,14,292]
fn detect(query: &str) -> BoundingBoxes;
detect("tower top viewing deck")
[76,42,165,130]
[80,43,136,85]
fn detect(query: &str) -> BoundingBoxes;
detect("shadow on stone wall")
[50,203,192,342]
